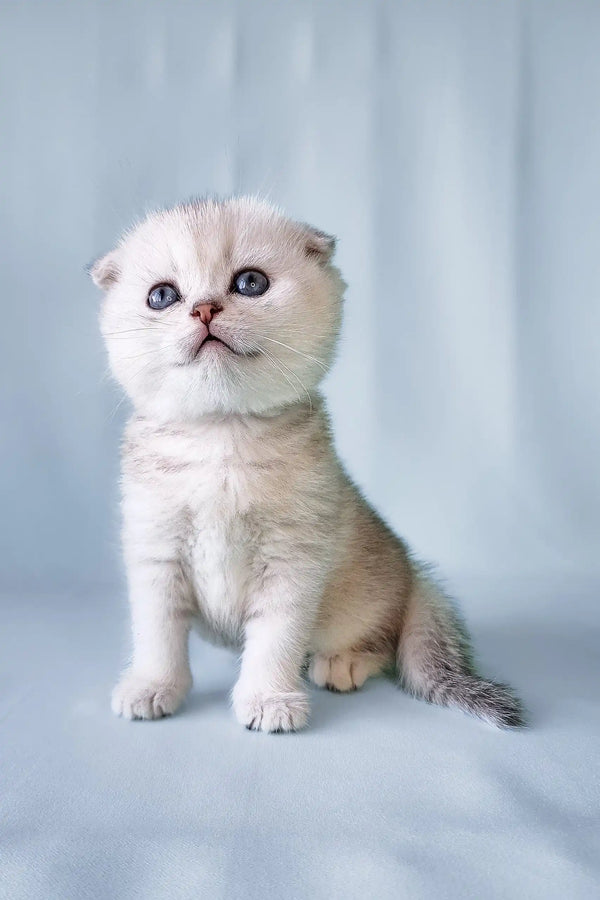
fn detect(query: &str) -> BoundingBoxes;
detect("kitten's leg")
[112,561,193,720]
[232,591,317,733]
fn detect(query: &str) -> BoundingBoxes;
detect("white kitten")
[91,196,523,732]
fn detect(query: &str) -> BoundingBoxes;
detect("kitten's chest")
[126,413,317,634]
[152,426,276,628]
[187,454,255,608]
[188,494,250,640]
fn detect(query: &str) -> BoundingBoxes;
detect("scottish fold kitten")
[92,196,523,732]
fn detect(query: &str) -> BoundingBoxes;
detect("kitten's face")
[92,198,344,420]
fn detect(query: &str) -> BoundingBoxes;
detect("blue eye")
[148,284,180,309]
[233,270,269,297]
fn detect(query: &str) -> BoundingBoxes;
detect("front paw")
[111,669,192,720]
[232,685,309,733]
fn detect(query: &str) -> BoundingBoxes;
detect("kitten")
[91,196,524,732]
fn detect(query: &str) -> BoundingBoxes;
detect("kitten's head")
[91,197,344,420]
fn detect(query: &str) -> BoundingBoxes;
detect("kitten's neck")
[134,394,324,431]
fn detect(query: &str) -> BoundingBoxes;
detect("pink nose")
[191,302,222,325]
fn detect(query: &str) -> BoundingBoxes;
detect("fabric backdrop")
[1,3,599,900]
[2,0,599,589]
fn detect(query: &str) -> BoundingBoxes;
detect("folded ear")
[302,225,336,264]
[89,250,121,290]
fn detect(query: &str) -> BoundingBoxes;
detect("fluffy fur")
[92,196,524,732]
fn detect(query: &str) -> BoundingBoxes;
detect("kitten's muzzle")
[187,303,234,356]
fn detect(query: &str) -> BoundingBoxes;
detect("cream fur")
[93,196,523,732]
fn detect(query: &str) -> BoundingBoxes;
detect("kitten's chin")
[113,346,325,421]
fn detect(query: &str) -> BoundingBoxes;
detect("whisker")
[257,336,328,371]
[105,392,129,425]
[258,347,302,405]
[135,313,180,327]
[259,346,313,412]
[119,336,185,362]
[103,327,164,337]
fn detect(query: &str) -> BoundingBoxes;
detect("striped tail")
[397,568,525,727]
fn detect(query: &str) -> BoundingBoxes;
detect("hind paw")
[308,652,382,692]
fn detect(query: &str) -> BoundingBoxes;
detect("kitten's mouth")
[182,331,260,363]
[189,331,239,358]
[198,334,231,353]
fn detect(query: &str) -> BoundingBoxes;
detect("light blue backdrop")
[2,5,600,900]
[2,0,599,591]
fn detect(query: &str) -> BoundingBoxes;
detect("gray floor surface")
[2,576,599,899]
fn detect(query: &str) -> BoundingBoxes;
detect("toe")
[328,656,355,692]
[308,655,331,688]
[234,689,308,733]
[111,671,190,720]
[309,651,383,692]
